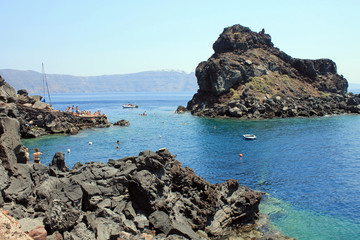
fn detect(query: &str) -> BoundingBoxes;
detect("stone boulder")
[114,119,130,127]
[0,117,27,171]
[32,101,48,110]
[0,75,17,103]
[49,152,69,177]
[175,105,187,113]
[28,225,47,240]
[17,89,28,96]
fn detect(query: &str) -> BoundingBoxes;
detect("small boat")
[122,104,138,108]
[243,134,256,140]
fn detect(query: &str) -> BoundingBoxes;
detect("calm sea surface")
[22,92,360,239]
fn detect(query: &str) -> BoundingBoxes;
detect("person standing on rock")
[25,148,29,162]
[33,148,42,163]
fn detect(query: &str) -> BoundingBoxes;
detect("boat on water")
[243,134,257,140]
[122,104,139,108]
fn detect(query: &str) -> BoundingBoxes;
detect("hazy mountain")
[0,69,198,94]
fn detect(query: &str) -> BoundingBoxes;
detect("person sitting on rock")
[33,148,43,164]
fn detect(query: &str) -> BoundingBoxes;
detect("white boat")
[122,104,138,108]
[243,134,256,140]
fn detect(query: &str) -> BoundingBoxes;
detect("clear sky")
[1,0,359,83]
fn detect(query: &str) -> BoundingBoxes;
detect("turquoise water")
[22,92,360,239]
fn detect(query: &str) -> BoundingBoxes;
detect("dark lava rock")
[175,105,188,113]
[187,24,359,119]
[17,89,28,96]
[2,144,267,239]
[0,77,111,138]
[113,119,130,127]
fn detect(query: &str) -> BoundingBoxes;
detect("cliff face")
[187,24,359,118]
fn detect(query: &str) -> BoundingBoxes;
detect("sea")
[22,92,360,240]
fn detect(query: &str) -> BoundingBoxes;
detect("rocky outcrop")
[0,75,17,103]
[0,75,111,138]
[187,24,360,118]
[0,149,270,239]
[114,119,130,127]
[16,104,110,138]
[175,105,188,114]
[0,116,27,172]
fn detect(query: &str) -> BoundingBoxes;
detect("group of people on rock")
[65,105,104,117]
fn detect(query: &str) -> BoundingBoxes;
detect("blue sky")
[1,0,359,83]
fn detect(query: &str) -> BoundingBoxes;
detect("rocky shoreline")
[187,24,360,119]
[0,77,294,239]
[2,78,111,138]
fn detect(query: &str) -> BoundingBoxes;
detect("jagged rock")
[0,117,27,171]
[148,211,171,235]
[114,119,130,126]
[0,165,9,193]
[44,200,80,234]
[17,89,28,96]
[187,24,356,119]
[49,152,69,177]
[175,105,187,113]
[32,101,48,110]
[1,77,111,138]
[0,75,17,103]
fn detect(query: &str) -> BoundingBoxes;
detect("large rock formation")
[187,24,360,118]
[0,149,268,239]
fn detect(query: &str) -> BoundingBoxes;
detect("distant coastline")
[349,83,360,94]
[0,69,197,94]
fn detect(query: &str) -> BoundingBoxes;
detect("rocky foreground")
[2,149,266,240]
[187,24,360,119]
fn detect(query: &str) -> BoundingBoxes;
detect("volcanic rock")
[114,119,130,127]
[187,24,360,118]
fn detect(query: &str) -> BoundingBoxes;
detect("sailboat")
[41,63,52,106]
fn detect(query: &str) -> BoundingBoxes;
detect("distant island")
[0,69,197,94]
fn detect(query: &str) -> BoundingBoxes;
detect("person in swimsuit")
[25,148,29,162]
[33,148,42,163]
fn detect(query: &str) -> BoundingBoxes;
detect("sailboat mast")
[42,63,52,106]
[42,63,46,102]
